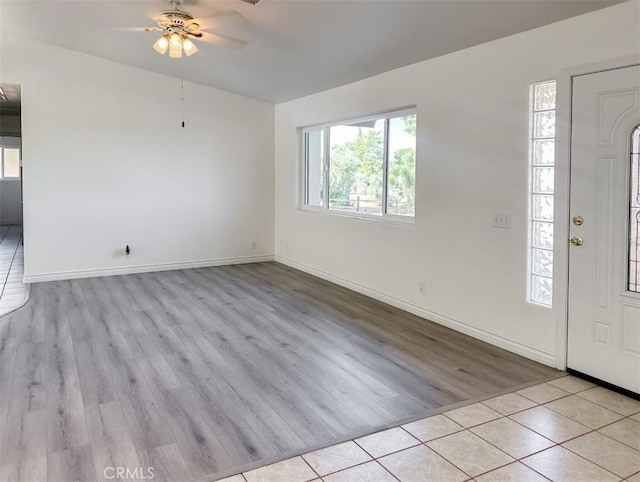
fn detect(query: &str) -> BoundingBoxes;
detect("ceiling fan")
[141,0,249,58]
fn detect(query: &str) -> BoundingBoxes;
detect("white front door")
[567,65,640,394]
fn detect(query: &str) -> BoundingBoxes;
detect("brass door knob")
[572,215,584,226]
[569,236,583,246]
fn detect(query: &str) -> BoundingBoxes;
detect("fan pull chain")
[180,56,185,128]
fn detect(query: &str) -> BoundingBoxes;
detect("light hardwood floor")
[0,262,559,481]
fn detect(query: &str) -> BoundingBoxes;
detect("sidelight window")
[528,81,556,306]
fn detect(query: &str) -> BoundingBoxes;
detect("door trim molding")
[554,56,640,370]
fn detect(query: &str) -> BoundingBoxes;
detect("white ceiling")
[0,0,624,103]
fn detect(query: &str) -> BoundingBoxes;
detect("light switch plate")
[492,212,511,229]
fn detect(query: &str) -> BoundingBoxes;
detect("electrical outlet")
[492,212,511,229]
[419,282,426,295]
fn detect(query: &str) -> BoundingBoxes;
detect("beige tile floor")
[217,376,640,482]
[0,224,29,316]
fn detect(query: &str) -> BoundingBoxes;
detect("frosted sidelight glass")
[528,81,556,306]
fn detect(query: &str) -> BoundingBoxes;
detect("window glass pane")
[533,140,555,166]
[387,115,416,216]
[329,118,384,215]
[534,111,556,138]
[629,127,640,292]
[305,130,324,207]
[533,222,554,249]
[531,275,553,306]
[630,259,638,291]
[3,148,20,178]
[532,248,553,277]
[532,194,554,221]
[532,167,554,194]
[534,82,556,110]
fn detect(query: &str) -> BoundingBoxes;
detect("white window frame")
[300,107,417,224]
[0,137,21,181]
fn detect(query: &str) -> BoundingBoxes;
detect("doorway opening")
[0,83,27,315]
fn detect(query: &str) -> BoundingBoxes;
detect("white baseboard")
[275,255,556,367]
[24,255,275,283]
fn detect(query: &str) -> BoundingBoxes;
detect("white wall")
[274,2,640,365]
[0,33,274,281]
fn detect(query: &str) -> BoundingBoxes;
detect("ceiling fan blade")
[199,31,247,48]
[184,21,201,31]
[195,10,245,25]
[115,27,162,32]
[186,31,203,38]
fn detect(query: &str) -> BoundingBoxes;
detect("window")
[303,108,416,219]
[629,125,640,293]
[1,147,20,179]
[528,81,556,306]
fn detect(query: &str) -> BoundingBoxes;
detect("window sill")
[300,206,415,226]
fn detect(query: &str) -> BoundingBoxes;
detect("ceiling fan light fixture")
[169,43,183,58]
[153,34,170,54]
[144,1,221,59]
[168,32,183,58]
[182,38,198,56]
[169,32,182,47]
